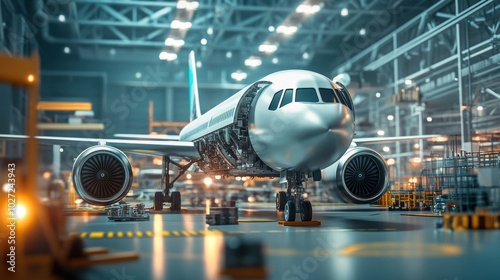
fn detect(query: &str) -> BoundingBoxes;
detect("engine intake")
[324,147,389,204]
[72,145,133,206]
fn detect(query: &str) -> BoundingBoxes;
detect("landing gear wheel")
[284,200,296,222]
[171,191,181,211]
[300,200,312,221]
[276,191,287,211]
[154,192,164,210]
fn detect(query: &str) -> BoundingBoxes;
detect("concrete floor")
[68,204,500,280]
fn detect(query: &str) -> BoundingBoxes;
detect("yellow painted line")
[198,230,206,235]
[267,248,300,256]
[266,230,282,233]
[182,231,190,237]
[162,231,171,237]
[146,231,153,237]
[384,228,397,231]
[136,231,143,237]
[238,219,277,222]
[127,231,133,238]
[173,231,180,236]
[189,230,198,236]
[294,229,310,232]
[89,232,104,238]
[107,232,114,238]
[117,231,123,238]
[249,230,261,234]
[340,242,463,257]
[80,232,87,239]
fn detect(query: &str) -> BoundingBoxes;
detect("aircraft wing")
[0,134,200,159]
[353,134,445,144]
[113,133,180,141]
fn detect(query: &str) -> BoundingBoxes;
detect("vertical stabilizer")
[188,51,201,121]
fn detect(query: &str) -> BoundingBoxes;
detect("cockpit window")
[268,90,283,111]
[279,89,293,108]
[319,88,338,103]
[334,82,355,121]
[295,88,319,102]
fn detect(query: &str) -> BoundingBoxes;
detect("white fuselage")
[179,70,355,173]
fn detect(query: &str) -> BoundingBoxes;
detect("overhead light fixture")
[207,27,213,35]
[387,115,394,121]
[477,106,484,111]
[177,0,199,10]
[268,26,275,32]
[159,51,177,61]
[382,146,390,152]
[405,79,412,85]
[377,130,385,136]
[204,177,213,186]
[414,143,420,149]
[412,157,422,163]
[135,72,142,79]
[63,46,70,54]
[171,20,192,29]
[296,4,321,14]
[226,51,232,59]
[196,61,202,68]
[259,43,278,53]
[341,8,349,16]
[200,38,207,45]
[245,57,262,67]
[164,37,185,47]
[110,48,116,55]
[27,74,34,83]
[375,92,381,98]
[231,71,247,81]
[359,28,366,35]
[387,158,395,165]
[186,173,192,179]
[58,14,66,22]
[426,117,432,122]
[272,57,279,64]
[302,52,309,60]
[59,147,64,153]
[277,25,298,35]
[215,175,222,180]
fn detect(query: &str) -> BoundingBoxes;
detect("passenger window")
[279,89,293,108]
[269,90,283,111]
[296,88,319,102]
[319,88,338,103]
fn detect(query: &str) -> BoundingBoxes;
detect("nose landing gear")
[276,171,313,222]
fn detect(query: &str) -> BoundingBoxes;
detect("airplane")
[0,51,442,221]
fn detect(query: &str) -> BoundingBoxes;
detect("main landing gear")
[276,171,314,222]
[154,156,196,211]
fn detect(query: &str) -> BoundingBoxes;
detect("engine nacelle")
[322,147,389,204]
[72,145,133,206]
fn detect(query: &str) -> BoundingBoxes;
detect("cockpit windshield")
[296,88,319,102]
[318,88,338,103]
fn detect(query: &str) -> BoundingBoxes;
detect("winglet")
[188,51,201,122]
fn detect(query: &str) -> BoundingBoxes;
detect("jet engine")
[323,147,389,204]
[72,145,133,206]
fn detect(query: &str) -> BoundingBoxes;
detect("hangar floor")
[68,204,500,280]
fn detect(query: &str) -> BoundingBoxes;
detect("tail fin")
[188,51,201,122]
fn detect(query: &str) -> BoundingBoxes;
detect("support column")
[393,33,401,180]
[53,145,61,179]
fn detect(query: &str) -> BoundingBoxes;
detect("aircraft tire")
[171,191,181,211]
[284,201,296,221]
[300,200,312,221]
[154,192,164,210]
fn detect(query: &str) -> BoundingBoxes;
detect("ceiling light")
[359,28,366,35]
[277,25,298,35]
[63,46,70,54]
[383,146,390,152]
[405,79,412,85]
[231,71,247,81]
[426,117,432,122]
[171,20,192,29]
[200,38,207,45]
[259,43,278,53]
[177,0,199,10]
[58,14,66,22]
[204,177,213,186]
[110,48,116,55]
[245,57,262,67]
[387,115,394,121]
[226,51,232,58]
[272,57,278,64]
[375,92,381,98]
[135,72,142,79]
[377,130,385,136]
[302,52,309,59]
[414,143,420,149]
[196,61,202,68]
[341,8,349,16]
[59,147,64,153]
[387,158,395,165]
[159,51,177,61]
[477,106,484,111]
[164,37,185,47]
[186,173,192,179]
[296,4,321,14]
[207,27,213,35]
[268,26,275,32]
[215,175,222,180]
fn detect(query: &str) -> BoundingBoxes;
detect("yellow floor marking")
[89,232,104,238]
[107,231,114,238]
[267,248,300,256]
[173,231,180,236]
[117,231,123,238]
[340,242,463,257]
[127,231,133,238]
[294,229,310,232]
[80,232,87,239]
[238,219,277,222]
[249,230,261,234]
[182,231,190,236]
[384,228,397,231]
[162,231,170,237]
[136,231,143,237]
[146,231,153,237]
[189,230,198,236]
[198,230,206,235]
[266,230,282,233]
